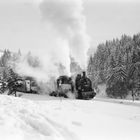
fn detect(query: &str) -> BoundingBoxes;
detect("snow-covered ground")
[0,93,140,140]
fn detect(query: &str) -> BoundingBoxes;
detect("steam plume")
[13,0,90,94]
[39,0,90,69]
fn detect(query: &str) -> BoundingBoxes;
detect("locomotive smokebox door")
[25,80,31,92]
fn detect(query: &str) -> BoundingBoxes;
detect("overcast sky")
[0,0,140,53]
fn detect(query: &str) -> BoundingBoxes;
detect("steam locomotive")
[50,72,96,100]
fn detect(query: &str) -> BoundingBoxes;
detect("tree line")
[87,33,140,99]
[0,49,81,83]
[0,49,41,82]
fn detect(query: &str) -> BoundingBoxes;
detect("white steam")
[39,0,90,69]
[14,38,71,93]
[14,0,90,93]
[15,38,71,80]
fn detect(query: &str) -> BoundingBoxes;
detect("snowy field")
[0,93,140,140]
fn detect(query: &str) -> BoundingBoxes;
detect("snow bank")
[96,84,107,97]
[0,94,140,140]
[95,97,140,107]
[0,95,76,140]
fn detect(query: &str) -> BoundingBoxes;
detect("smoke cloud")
[14,0,90,93]
[39,0,90,69]
[14,37,71,93]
